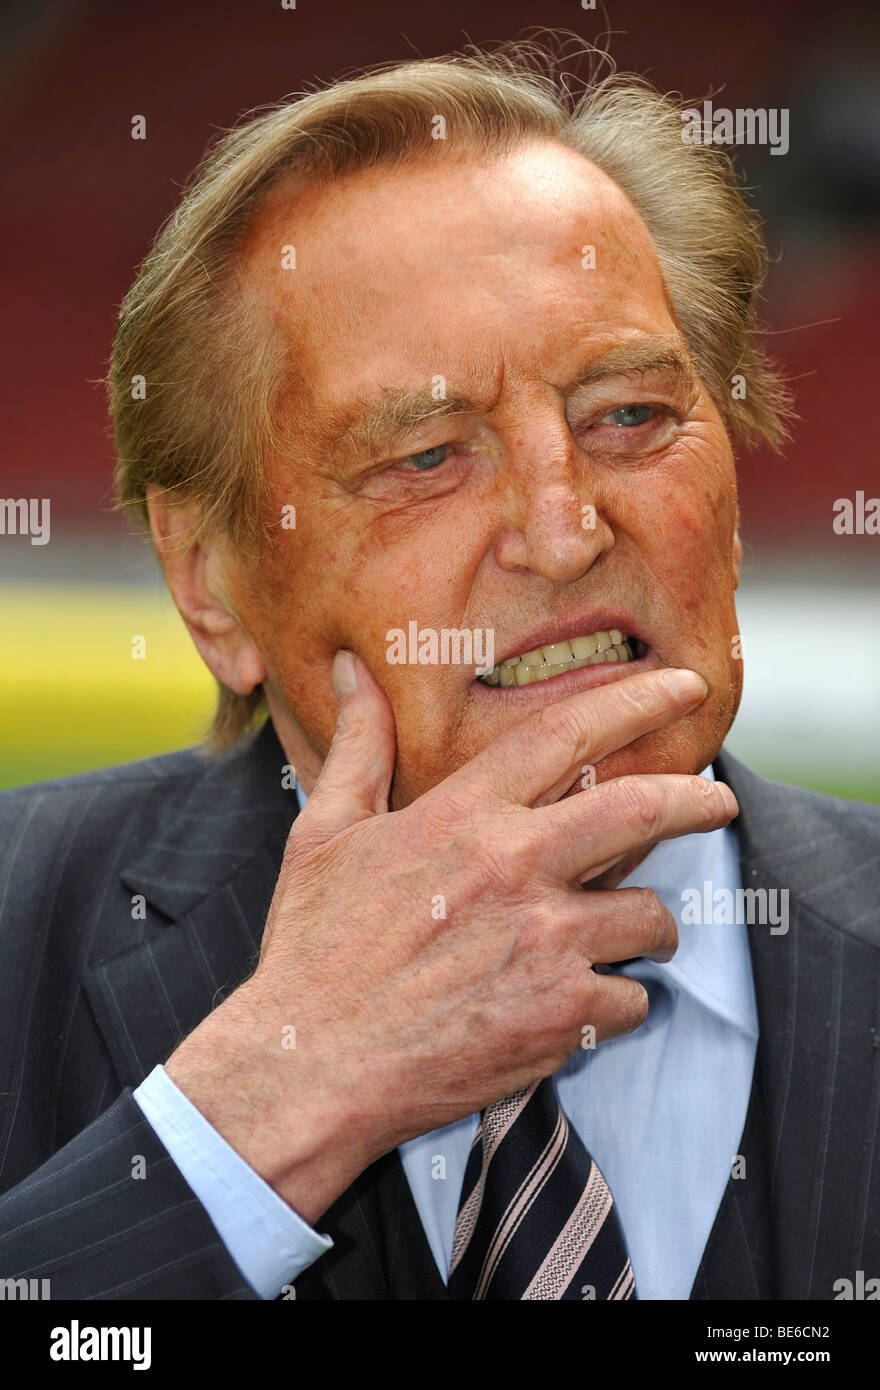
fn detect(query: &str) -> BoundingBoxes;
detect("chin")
[592,724,721,786]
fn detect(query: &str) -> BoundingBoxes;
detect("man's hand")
[165,653,737,1224]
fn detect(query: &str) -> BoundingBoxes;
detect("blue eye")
[403,444,452,471]
[606,404,655,427]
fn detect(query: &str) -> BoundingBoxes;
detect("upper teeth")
[480,629,633,686]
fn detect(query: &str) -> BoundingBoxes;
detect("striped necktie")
[446,1077,636,1300]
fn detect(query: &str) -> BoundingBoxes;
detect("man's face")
[232,139,742,806]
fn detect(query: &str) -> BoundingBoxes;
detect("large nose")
[489,411,615,584]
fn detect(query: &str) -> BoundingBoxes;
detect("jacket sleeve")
[0,1088,258,1300]
[132,1064,333,1298]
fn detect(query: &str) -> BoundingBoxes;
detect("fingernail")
[661,668,708,702]
[718,783,739,817]
[332,649,358,701]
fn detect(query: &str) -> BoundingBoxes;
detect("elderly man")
[0,45,877,1303]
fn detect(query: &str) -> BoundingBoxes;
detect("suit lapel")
[83,840,291,1088]
[690,1047,776,1299]
[694,751,880,1299]
[83,721,298,1089]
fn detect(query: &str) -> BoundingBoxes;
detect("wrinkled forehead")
[242,138,679,416]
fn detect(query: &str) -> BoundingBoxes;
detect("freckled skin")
[228,140,743,807]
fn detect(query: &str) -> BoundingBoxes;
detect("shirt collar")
[616,764,758,1039]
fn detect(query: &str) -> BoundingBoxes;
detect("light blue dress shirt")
[133,764,758,1301]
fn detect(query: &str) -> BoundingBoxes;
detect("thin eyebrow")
[324,337,697,463]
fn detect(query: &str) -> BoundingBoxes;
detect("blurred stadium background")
[1,0,878,799]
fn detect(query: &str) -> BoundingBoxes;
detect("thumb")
[300,649,397,839]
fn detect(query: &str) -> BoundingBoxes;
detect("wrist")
[164,984,374,1224]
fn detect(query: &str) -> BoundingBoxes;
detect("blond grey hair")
[108,37,793,751]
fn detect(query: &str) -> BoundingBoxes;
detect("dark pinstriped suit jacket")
[0,720,877,1299]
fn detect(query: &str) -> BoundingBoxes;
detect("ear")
[146,486,267,695]
[732,511,743,591]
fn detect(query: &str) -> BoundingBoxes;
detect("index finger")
[451,667,708,806]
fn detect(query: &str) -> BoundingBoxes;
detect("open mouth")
[479,628,648,687]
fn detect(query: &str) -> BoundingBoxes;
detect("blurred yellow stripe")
[0,584,217,786]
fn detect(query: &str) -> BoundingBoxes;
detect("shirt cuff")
[132,1063,333,1299]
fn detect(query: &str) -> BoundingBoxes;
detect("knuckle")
[581,972,650,1042]
[412,798,461,847]
[515,907,564,979]
[535,702,595,762]
[522,901,559,945]
[556,973,592,1030]
[475,811,538,885]
[610,676,661,719]
[641,888,676,952]
[614,776,664,840]
[626,979,651,1029]
[685,775,729,829]
[417,782,500,842]
[468,822,522,891]
[603,976,651,1036]
[703,779,731,825]
[470,816,504,864]
[412,790,484,856]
